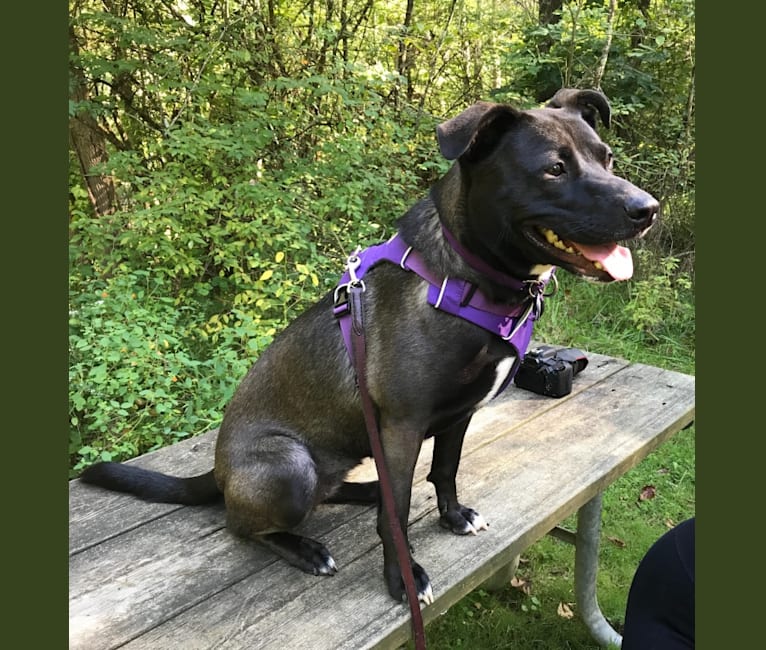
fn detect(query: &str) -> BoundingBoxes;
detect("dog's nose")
[625,194,659,229]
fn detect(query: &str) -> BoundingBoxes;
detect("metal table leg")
[575,493,623,648]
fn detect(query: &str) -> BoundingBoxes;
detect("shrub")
[68,270,250,477]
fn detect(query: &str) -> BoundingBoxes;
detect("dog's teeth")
[593,261,604,270]
[541,228,580,256]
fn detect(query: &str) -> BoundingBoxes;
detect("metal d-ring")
[543,272,559,297]
[345,249,365,289]
[525,271,559,299]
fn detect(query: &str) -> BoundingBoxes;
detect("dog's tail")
[79,462,221,505]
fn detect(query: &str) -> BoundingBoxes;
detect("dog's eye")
[546,163,565,177]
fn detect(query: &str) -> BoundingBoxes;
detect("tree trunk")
[628,0,651,49]
[395,0,415,105]
[539,0,563,26]
[534,0,565,101]
[69,25,115,217]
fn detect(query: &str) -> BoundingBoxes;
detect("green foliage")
[68,270,250,476]
[624,249,694,342]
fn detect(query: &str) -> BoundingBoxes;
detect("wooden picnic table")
[69,346,695,649]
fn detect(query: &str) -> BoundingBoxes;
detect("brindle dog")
[81,89,658,605]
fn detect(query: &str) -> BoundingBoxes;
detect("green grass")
[406,272,696,649]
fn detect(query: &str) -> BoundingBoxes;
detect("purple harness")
[333,231,556,397]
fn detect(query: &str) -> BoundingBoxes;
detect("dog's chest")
[475,356,516,408]
[454,344,517,409]
[428,351,517,436]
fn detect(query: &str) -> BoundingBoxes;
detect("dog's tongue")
[575,242,634,281]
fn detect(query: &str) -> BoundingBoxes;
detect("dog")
[80,88,658,606]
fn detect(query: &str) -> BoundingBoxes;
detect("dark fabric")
[622,517,695,649]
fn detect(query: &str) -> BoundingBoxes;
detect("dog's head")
[435,89,659,282]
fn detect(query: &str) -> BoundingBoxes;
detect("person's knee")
[621,518,695,649]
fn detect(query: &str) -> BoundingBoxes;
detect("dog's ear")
[436,102,520,161]
[546,88,611,130]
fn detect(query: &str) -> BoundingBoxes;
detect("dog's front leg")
[376,417,433,605]
[427,418,489,535]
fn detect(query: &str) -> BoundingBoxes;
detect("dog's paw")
[257,532,338,576]
[417,580,435,606]
[439,505,490,536]
[386,561,434,606]
[294,538,338,576]
[314,553,338,576]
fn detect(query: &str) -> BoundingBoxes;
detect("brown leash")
[347,283,427,650]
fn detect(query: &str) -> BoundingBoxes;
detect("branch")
[593,0,617,90]
[163,13,246,134]
[416,0,458,114]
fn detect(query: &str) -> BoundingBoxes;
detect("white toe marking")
[419,584,434,606]
[471,513,490,531]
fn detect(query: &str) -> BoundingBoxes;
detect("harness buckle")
[333,249,366,316]
[523,272,558,320]
[345,249,364,287]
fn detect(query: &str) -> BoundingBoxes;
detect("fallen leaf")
[557,602,575,619]
[639,485,656,501]
[664,518,676,529]
[510,576,532,595]
[607,535,626,548]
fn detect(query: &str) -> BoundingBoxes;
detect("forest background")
[69,0,695,473]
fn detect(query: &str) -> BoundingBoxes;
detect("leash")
[332,233,558,650]
[344,261,428,650]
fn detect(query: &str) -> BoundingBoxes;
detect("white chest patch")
[476,356,516,409]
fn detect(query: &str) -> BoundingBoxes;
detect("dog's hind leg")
[427,419,490,535]
[220,432,338,576]
[323,481,378,504]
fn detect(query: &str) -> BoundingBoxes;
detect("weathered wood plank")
[72,362,693,650]
[69,430,218,554]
